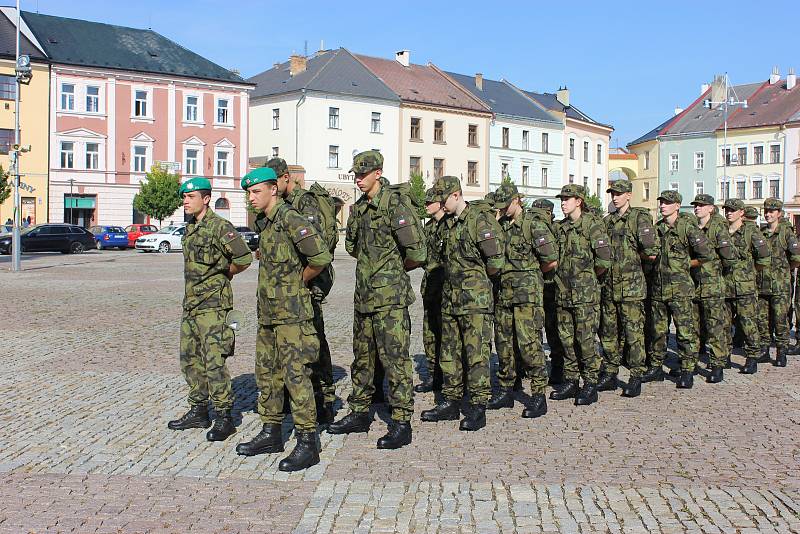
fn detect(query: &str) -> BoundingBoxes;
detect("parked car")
[135,224,186,253]
[236,226,259,251]
[0,223,96,254]
[124,223,158,248]
[89,225,129,250]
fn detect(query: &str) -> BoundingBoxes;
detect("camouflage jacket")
[652,213,713,301]
[692,213,735,300]
[442,202,504,315]
[257,199,332,325]
[725,221,770,298]
[528,207,558,286]
[421,215,447,301]
[346,180,426,314]
[183,209,252,314]
[758,221,800,296]
[498,210,557,307]
[554,212,612,307]
[602,206,659,302]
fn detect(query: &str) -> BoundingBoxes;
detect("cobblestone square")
[1,250,800,533]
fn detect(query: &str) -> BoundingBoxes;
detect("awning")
[64,197,96,209]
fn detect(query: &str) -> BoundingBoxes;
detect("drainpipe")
[295,89,306,164]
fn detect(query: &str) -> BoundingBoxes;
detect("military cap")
[349,150,384,174]
[722,198,745,211]
[265,157,289,177]
[179,177,212,195]
[484,191,496,202]
[532,198,554,210]
[424,187,441,204]
[690,193,715,206]
[432,175,462,198]
[764,197,784,211]
[657,190,682,205]
[556,183,586,200]
[240,167,277,190]
[607,180,632,194]
[493,182,522,209]
[744,206,759,219]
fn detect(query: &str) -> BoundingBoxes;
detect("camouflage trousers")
[599,299,646,378]
[758,293,790,349]
[422,296,443,386]
[440,312,492,405]
[310,297,335,404]
[726,296,761,359]
[494,303,547,394]
[650,299,699,371]
[543,283,564,375]
[255,321,318,433]
[557,304,601,383]
[696,298,730,368]
[348,308,413,422]
[179,308,234,411]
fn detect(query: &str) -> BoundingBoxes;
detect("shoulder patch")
[298,226,310,238]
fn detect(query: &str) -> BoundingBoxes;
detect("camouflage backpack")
[307,182,339,253]
[377,181,423,223]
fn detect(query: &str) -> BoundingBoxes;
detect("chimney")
[289,55,307,76]
[710,75,726,108]
[475,73,483,91]
[770,66,780,85]
[674,107,684,116]
[700,83,710,95]
[556,86,570,107]
[788,68,796,90]
[395,50,410,67]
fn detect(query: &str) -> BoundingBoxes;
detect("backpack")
[307,182,339,253]
[377,181,422,223]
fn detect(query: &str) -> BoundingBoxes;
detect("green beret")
[179,177,212,195]
[241,167,277,190]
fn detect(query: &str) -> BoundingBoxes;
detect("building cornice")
[401,101,491,119]
[52,64,253,91]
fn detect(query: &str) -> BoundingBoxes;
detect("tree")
[133,165,182,225]
[585,193,603,214]
[0,166,10,207]
[408,171,427,218]
[501,174,513,185]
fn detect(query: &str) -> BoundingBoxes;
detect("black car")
[0,224,97,255]
[235,226,259,251]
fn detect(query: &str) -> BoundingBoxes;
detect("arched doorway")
[215,197,230,220]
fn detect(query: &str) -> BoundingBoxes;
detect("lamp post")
[68,178,75,224]
[704,73,748,203]
[10,0,31,272]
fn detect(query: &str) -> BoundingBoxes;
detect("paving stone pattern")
[1,250,799,533]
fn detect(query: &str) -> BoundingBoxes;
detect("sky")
[18,0,800,146]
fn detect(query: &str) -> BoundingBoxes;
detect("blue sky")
[21,0,800,145]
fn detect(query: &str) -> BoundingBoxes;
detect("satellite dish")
[225,310,245,331]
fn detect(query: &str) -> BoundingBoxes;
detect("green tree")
[133,165,182,225]
[408,171,426,218]
[585,193,603,214]
[501,174,513,185]
[0,166,10,207]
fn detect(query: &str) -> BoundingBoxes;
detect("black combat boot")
[574,382,598,406]
[676,371,694,389]
[236,423,284,456]
[740,357,758,374]
[414,377,434,393]
[759,346,772,364]
[487,388,514,410]
[788,343,800,355]
[622,377,642,398]
[775,347,788,367]
[641,366,664,383]
[549,380,578,400]
[206,410,236,441]
[459,404,486,431]
[327,412,371,434]
[724,355,732,369]
[521,394,547,418]
[420,399,460,422]
[376,421,412,449]
[706,367,724,383]
[596,372,618,392]
[512,376,523,392]
[167,404,210,430]
[278,432,319,472]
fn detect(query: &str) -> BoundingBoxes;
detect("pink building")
[19,11,253,227]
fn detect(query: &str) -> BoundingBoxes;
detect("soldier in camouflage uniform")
[550,184,612,406]
[265,157,337,425]
[757,198,800,367]
[644,190,713,388]
[168,177,252,442]
[723,198,771,374]
[236,167,332,471]
[690,194,736,383]
[421,176,504,431]
[731,206,762,349]
[416,188,447,393]
[598,180,659,398]
[487,183,558,418]
[328,151,426,450]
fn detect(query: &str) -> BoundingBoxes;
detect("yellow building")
[625,139,660,217]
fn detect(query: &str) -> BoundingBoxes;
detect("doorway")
[64,195,97,228]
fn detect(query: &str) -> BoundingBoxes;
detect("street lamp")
[68,178,75,224]
[10,0,31,272]
[704,73,748,203]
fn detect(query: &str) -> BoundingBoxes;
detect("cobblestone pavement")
[1,249,800,533]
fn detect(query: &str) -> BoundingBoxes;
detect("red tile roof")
[610,153,638,160]
[725,80,800,130]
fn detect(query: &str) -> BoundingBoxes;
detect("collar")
[265,199,285,222]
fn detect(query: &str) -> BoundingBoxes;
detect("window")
[521,130,529,151]
[542,133,549,153]
[770,178,780,198]
[60,141,74,168]
[694,151,704,170]
[409,156,421,176]
[85,143,99,170]
[737,147,747,166]
[272,146,279,157]
[185,95,198,122]
[754,145,764,164]
[0,128,13,154]
[433,158,444,179]
[583,141,589,162]
[644,150,650,170]
[134,90,148,117]
[722,148,731,166]
[185,149,198,175]
[501,163,509,178]
[434,120,445,143]
[670,182,679,191]
[86,86,99,113]
[216,98,229,124]
[752,179,763,199]
[328,107,339,129]
[720,179,730,201]
[522,165,529,186]
[133,145,147,172]
[371,112,381,133]
[468,124,478,146]
[596,144,602,164]
[328,145,339,168]
[467,161,478,186]
[542,168,549,188]
[669,153,679,172]
[583,176,588,189]
[736,181,745,199]
[502,127,509,148]
[644,182,650,200]
[569,138,575,159]
[770,145,781,164]
[0,75,15,100]
[61,83,75,111]
[272,108,280,129]
[568,174,574,184]
[694,181,704,196]
[410,117,421,140]
[215,150,229,176]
